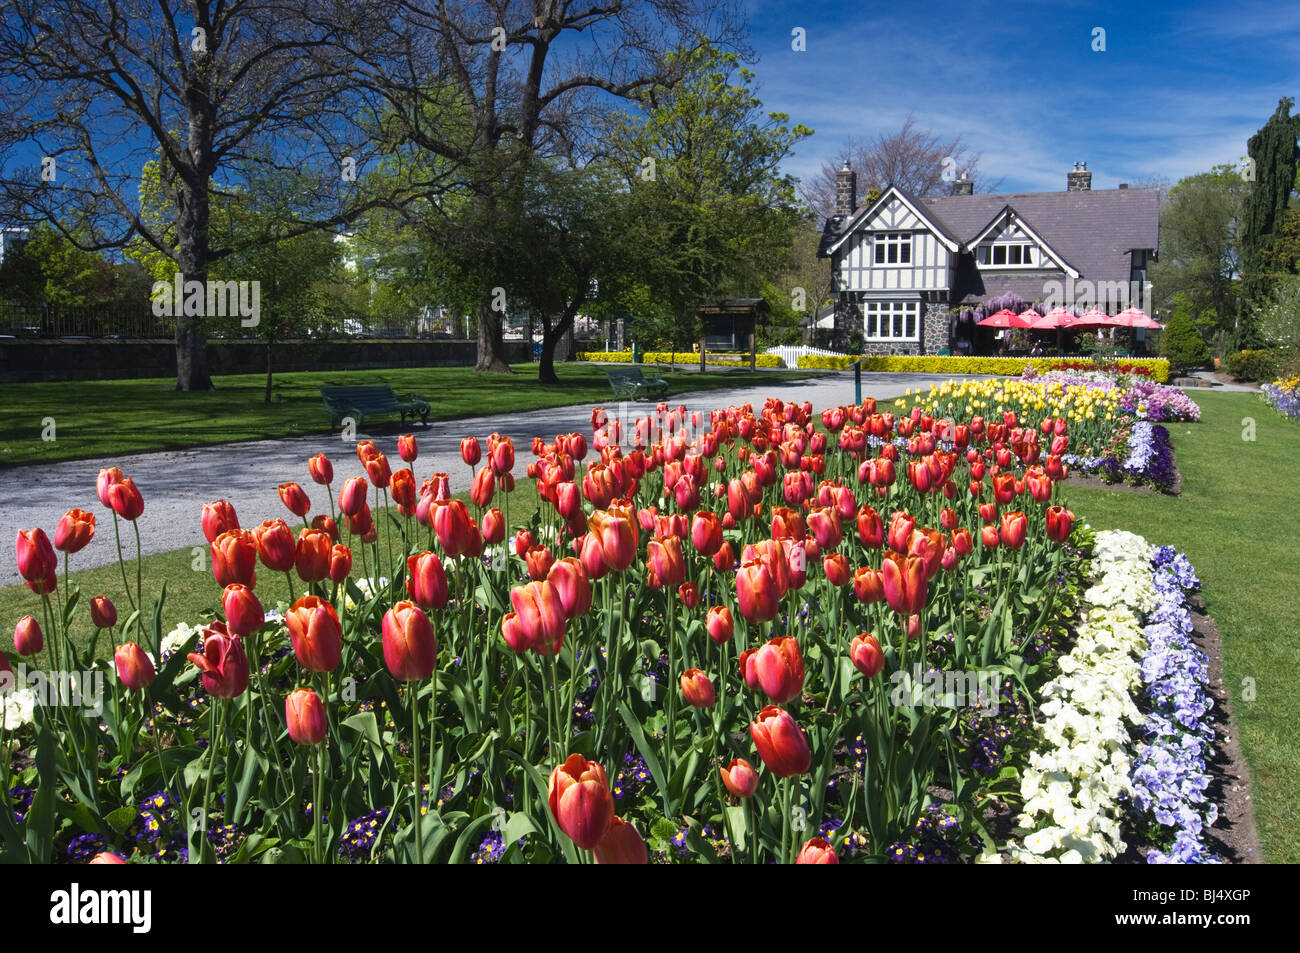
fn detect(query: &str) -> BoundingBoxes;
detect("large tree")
[1239,97,1300,325]
[0,0,391,389]
[339,0,745,374]
[801,114,999,221]
[1147,165,1245,334]
[601,44,810,350]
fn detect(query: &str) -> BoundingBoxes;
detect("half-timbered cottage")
[817,163,1160,354]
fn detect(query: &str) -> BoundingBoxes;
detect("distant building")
[818,163,1159,354]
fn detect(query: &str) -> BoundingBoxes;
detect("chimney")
[1118,183,1128,189]
[953,171,973,196]
[835,162,857,217]
[1067,161,1092,191]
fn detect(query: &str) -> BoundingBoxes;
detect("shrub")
[575,350,785,368]
[794,354,1170,383]
[1159,309,1211,377]
[1224,349,1281,381]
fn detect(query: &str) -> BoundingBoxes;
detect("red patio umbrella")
[1113,307,1162,329]
[977,308,1035,329]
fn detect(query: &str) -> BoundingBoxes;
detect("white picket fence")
[762,344,852,368]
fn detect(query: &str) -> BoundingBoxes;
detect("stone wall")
[0,338,534,383]
[921,302,951,354]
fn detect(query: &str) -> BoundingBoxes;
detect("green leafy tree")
[1239,97,1300,336]
[1160,299,1212,376]
[601,44,812,351]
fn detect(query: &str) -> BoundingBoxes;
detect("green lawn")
[1059,390,1300,864]
[0,362,823,466]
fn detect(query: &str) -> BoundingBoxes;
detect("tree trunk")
[474,302,512,373]
[175,90,214,390]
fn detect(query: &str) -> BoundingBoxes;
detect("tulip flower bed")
[1262,376,1300,420]
[7,393,1234,865]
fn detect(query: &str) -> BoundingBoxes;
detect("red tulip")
[593,816,648,865]
[88,852,127,865]
[1046,505,1075,544]
[981,524,1000,549]
[308,453,333,485]
[881,552,928,615]
[547,558,592,619]
[706,605,734,644]
[397,433,418,464]
[951,528,974,556]
[382,601,437,681]
[677,581,701,609]
[524,544,554,581]
[201,500,240,543]
[849,633,884,677]
[481,508,505,544]
[348,503,376,541]
[510,581,566,655]
[286,596,343,672]
[746,636,805,704]
[489,436,515,476]
[807,506,843,551]
[515,529,537,557]
[328,544,352,583]
[587,508,636,572]
[338,476,368,517]
[278,482,311,519]
[548,753,614,851]
[15,529,57,589]
[500,612,529,653]
[992,472,1017,505]
[689,511,723,556]
[285,688,327,745]
[53,508,95,554]
[749,705,811,778]
[356,440,380,463]
[795,837,839,864]
[431,500,474,557]
[719,758,759,798]
[736,559,780,624]
[222,584,264,638]
[96,467,123,507]
[406,551,450,610]
[886,512,915,554]
[187,631,248,698]
[470,466,496,508]
[999,511,1028,550]
[978,501,998,523]
[89,595,117,629]
[390,468,417,510]
[295,528,333,583]
[107,477,144,521]
[311,514,339,543]
[823,552,851,587]
[1025,468,1053,503]
[646,535,685,589]
[712,540,737,573]
[461,437,482,467]
[211,529,257,589]
[679,668,716,708]
[254,519,296,573]
[856,505,884,548]
[13,615,42,656]
[115,642,156,691]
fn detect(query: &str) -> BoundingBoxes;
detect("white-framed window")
[977,243,1036,267]
[864,300,919,341]
[873,232,912,265]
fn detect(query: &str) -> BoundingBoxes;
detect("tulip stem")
[111,511,136,612]
[284,572,296,606]
[410,681,425,864]
[427,662,439,829]
[313,723,324,864]
[781,775,793,864]
[132,519,144,613]
[664,592,677,779]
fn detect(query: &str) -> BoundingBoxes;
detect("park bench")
[319,384,431,429]
[606,366,669,401]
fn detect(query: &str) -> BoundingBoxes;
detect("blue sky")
[741,0,1300,193]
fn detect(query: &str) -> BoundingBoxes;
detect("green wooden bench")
[319,385,431,428]
[606,366,669,401]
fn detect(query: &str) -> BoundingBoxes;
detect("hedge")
[576,351,785,368]
[794,354,1170,383]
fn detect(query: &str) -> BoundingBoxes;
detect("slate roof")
[818,186,1161,297]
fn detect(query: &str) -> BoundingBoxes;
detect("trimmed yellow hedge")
[795,354,1170,383]
[576,351,785,369]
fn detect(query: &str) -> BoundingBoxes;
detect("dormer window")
[977,243,1035,267]
[874,232,912,265]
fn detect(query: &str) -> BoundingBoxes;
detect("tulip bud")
[593,816,648,865]
[481,508,505,544]
[285,688,328,745]
[395,433,418,464]
[461,437,482,467]
[222,584,265,638]
[849,633,884,677]
[406,551,450,610]
[328,544,352,583]
[308,454,333,485]
[706,605,734,644]
[548,753,614,851]
[749,705,811,778]
[278,482,311,519]
[981,524,1000,549]
[13,615,42,656]
[719,757,759,798]
[89,595,117,629]
[679,668,716,708]
[15,528,57,588]
[53,508,96,554]
[201,499,240,544]
[338,477,369,517]
[795,837,839,864]
[382,601,437,681]
[107,477,144,521]
[115,642,156,691]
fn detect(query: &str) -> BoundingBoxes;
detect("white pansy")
[2,688,37,731]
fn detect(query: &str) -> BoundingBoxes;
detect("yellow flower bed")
[576,351,785,368]
[795,354,1170,383]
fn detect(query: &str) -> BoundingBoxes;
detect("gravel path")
[5,371,986,582]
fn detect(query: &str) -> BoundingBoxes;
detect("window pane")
[1008,246,1021,265]
[887,243,897,264]
[900,239,911,263]
[867,311,876,336]
[906,312,916,338]
[893,312,903,336]
[993,245,1006,265]
[1023,245,1033,264]
[875,243,885,264]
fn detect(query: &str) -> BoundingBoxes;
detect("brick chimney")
[953,171,973,196]
[835,162,857,216]
[1067,161,1092,191]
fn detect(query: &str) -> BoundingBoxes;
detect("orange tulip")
[999,511,1027,550]
[881,551,928,615]
[510,581,566,655]
[689,511,723,556]
[746,636,805,704]
[719,757,759,798]
[406,551,449,610]
[750,705,811,778]
[795,837,839,864]
[311,514,339,543]
[588,508,636,572]
[222,584,264,638]
[210,529,257,589]
[295,528,333,582]
[254,519,296,573]
[481,508,505,545]
[547,558,592,620]
[849,633,884,677]
[823,552,851,587]
[286,596,343,672]
[285,688,327,745]
[107,477,144,521]
[548,753,614,851]
[307,453,333,486]
[397,433,418,464]
[679,668,716,708]
[328,544,352,583]
[593,816,648,864]
[381,601,437,681]
[53,508,95,554]
[470,465,496,508]
[853,566,884,604]
[201,499,240,543]
[278,482,311,519]
[646,535,686,589]
[115,641,156,691]
[856,505,884,548]
[390,468,417,510]
[981,524,1000,548]
[736,559,780,624]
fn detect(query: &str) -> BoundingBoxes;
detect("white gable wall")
[832,198,951,293]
